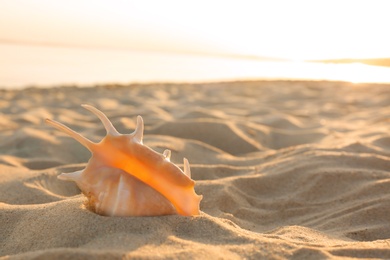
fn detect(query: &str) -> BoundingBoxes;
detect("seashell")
[46,105,202,217]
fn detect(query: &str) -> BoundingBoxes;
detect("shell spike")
[133,116,144,143]
[183,158,191,178]
[163,149,171,161]
[58,170,83,182]
[45,118,95,151]
[81,104,120,136]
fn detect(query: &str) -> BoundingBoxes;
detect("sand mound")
[1,81,390,259]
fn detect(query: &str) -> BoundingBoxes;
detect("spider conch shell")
[46,105,202,217]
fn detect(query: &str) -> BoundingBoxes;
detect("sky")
[0,0,390,60]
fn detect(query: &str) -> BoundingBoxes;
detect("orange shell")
[46,105,202,216]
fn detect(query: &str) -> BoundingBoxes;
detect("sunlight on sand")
[2,82,390,258]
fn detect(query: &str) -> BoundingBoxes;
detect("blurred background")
[1,0,390,88]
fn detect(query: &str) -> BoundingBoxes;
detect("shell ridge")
[111,174,125,216]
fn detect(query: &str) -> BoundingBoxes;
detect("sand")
[1,81,390,259]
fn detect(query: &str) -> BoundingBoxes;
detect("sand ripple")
[1,81,390,259]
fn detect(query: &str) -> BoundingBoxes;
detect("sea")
[2,43,390,89]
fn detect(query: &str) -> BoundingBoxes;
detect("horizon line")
[0,38,288,62]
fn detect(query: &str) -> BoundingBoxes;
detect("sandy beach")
[1,80,390,259]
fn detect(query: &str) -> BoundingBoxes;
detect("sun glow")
[1,0,389,60]
[1,0,390,87]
